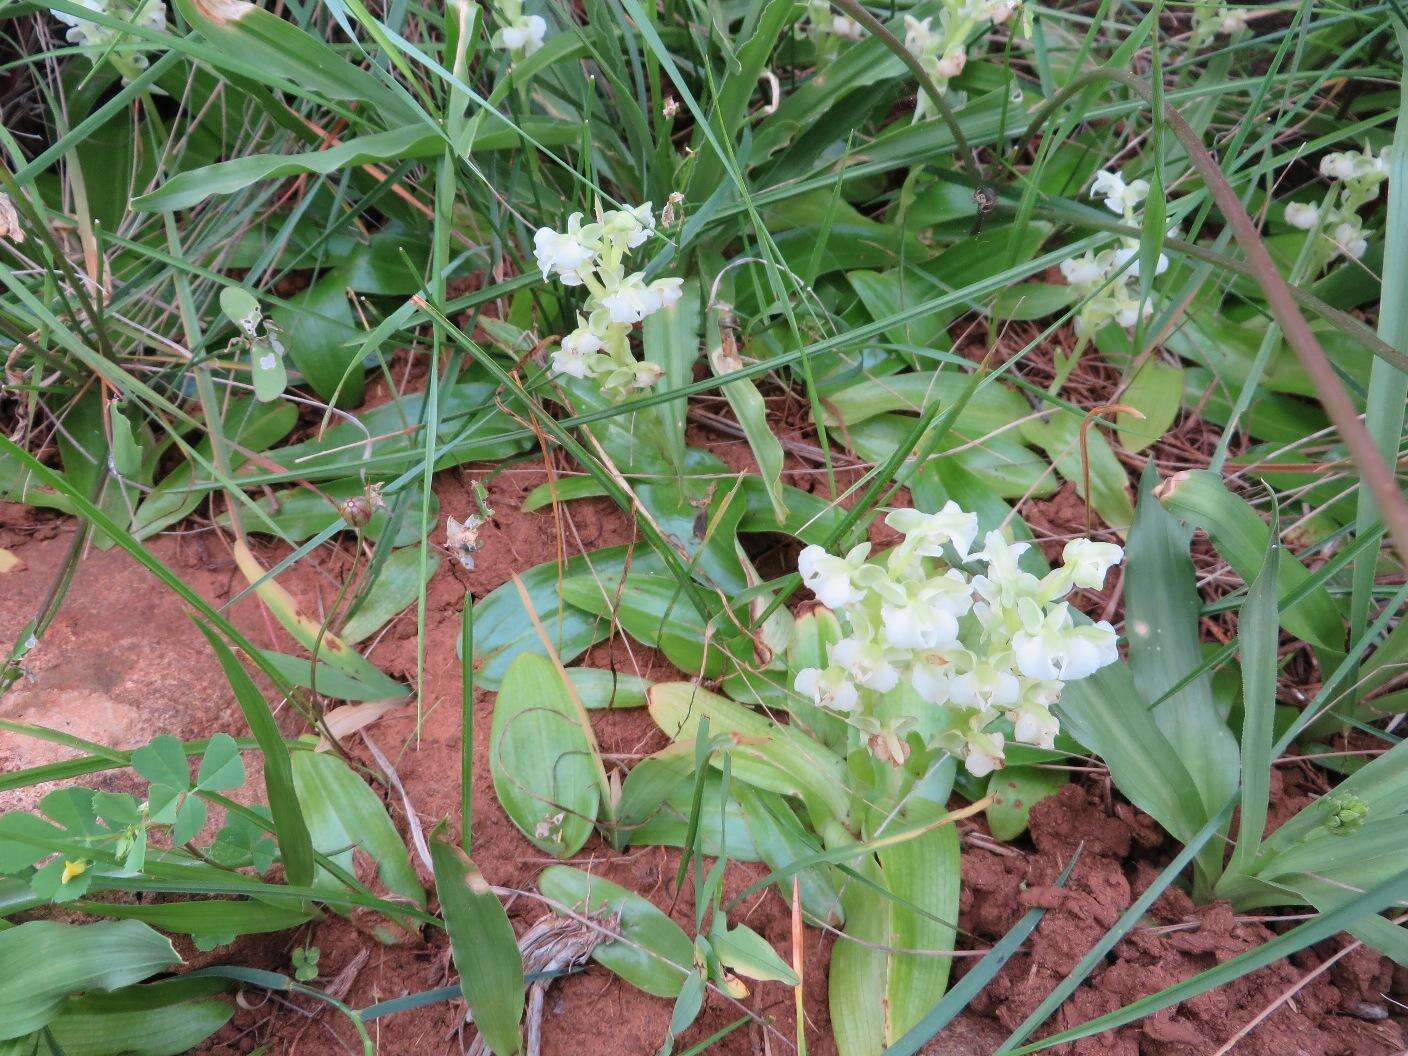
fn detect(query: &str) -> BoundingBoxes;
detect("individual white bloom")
[1012,601,1118,681]
[830,14,864,39]
[830,636,901,692]
[949,655,1021,710]
[496,13,546,53]
[533,213,597,284]
[880,575,969,651]
[1060,538,1124,589]
[1111,244,1168,279]
[550,325,603,379]
[1333,221,1368,259]
[603,202,655,248]
[1090,170,1149,215]
[795,666,860,712]
[1320,152,1360,181]
[1012,700,1059,749]
[904,14,937,53]
[886,501,980,560]
[1217,7,1247,34]
[962,726,1006,777]
[1114,293,1153,329]
[1060,252,1105,286]
[649,277,684,310]
[910,653,958,702]
[1284,202,1320,230]
[798,542,870,609]
[934,47,967,80]
[629,360,665,390]
[600,272,661,323]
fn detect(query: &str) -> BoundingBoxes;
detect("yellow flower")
[60,859,89,885]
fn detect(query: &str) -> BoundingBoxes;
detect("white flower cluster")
[534,203,682,397]
[1058,168,1170,336]
[903,0,1020,119]
[491,0,546,58]
[53,0,166,81]
[1283,146,1389,262]
[793,505,1122,777]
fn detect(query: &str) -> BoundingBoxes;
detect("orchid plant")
[1059,167,1171,338]
[794,504,1122,777]
[534,203,683,398]
[1283,145,1389,266]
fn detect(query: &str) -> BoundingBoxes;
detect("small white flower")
[649,277,684,310]
[629,360,665,390]
[886,501,980,560]
[962,727,1006,777]
[910,653,957,702]
[795,666,860,712]
[949,656,1021,710]
[1060,538,1123,590]
[798,542,870,610]
[603,203,655,248]
[879,577,968,651]
[1320,152,1360,182]
[599,272,659,323]
[1111,244,1168,279]
[496,13,546,54]
[1284,202,1320,230]
[830,14,864,39]
[903,14,937,53]
[1012,700,1059,749]
[551,325,603,379]
[934,47,967,79]
[985,0,1019,24]
[830,636,901,692]
[1090,170,1149,215]
[1060,253,1105,286]
[1217,7,1247,34]
[533,213,597,284]
[1333,221,1368,259]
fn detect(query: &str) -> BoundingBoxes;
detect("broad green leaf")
[736,786,844,926]
[830,859,889,1056]
[76,899,313,941]
[648,682,848,826]
[537,866,693,998]
[628,773,760,862]
[822,370,1028,435]
[490,654,600,857]
[291,750,425,908]
[878,809,960,1042]
[1156,469,1344,652]
[985,766,1067,842]
[1117,360,1182,452]
[341,546,439,644]
[223,479,438,548]
[1126,467,1237,820]
[257,649,408,702]
[560,573,749,677]
[470,546,665,689]
[711,921,797,985]
[431,837,524,1056]
[41,979,233,1056]
[566,668,651,709]
[0,920,178,1040]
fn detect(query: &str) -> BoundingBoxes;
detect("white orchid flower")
[961,726,1006,777]
[1332,221,1368,259]
[1090,170,1149,215]
[1060,253,1105,286]
[600,272,661,323]
[1060,538,1124,589]
[496,13,546,53]
[886,501,980,560]
[1284,202,1320,230]
[1012,700,1059,749]
[830,636,901,692]
[794,666,860,712]
[533,213,598,284]
[798,542,870,609]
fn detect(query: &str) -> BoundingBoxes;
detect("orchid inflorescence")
[534,203,683,398]
[902,0,1021,119]
[799,0,864,66]
[1058,167,1172,336]
[793,504,1122,777]
[1283,145,1389,264]
[52,0,166,81]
